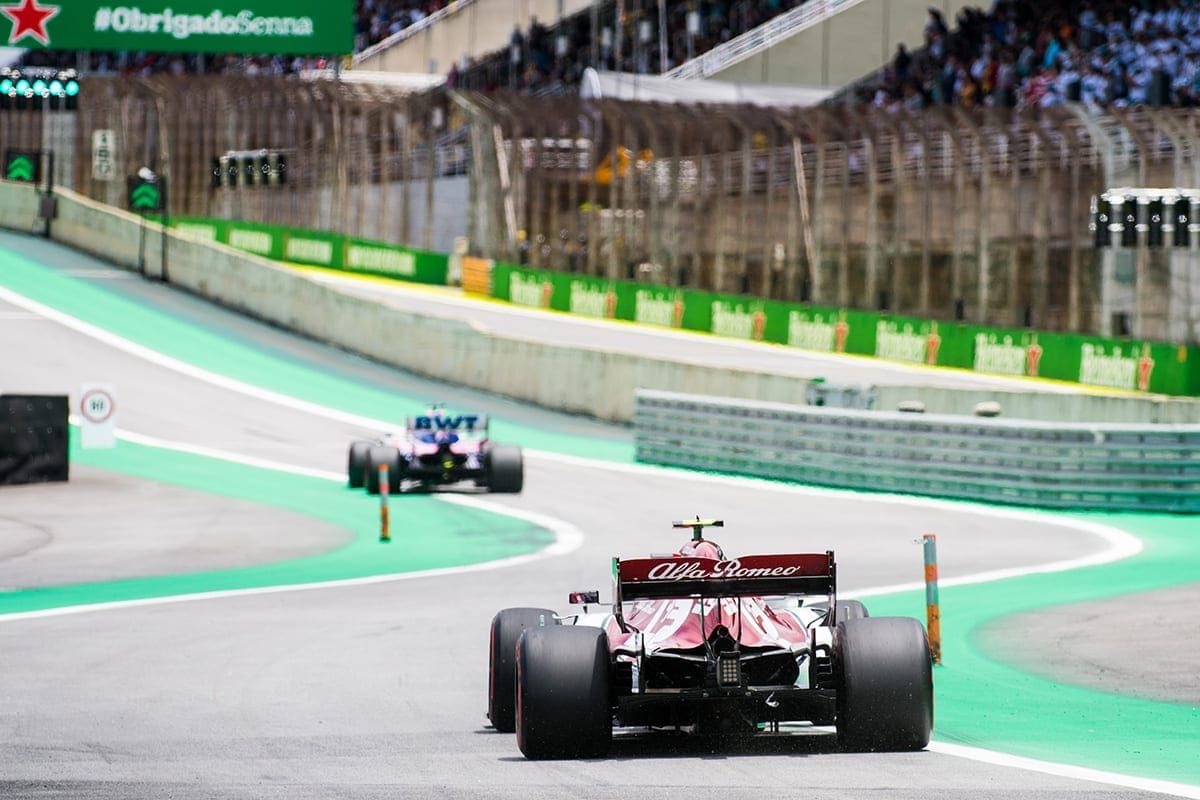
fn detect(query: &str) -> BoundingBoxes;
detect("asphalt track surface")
[0,233,1197,799]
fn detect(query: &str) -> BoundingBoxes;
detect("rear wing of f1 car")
[613,552,836,604]
[404,412,489,435]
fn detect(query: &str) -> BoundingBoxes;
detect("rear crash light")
[716,655,741,687]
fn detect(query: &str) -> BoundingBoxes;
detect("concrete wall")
[714,0,977,89]
[873,385,1200,424]
[2,181,1196,424]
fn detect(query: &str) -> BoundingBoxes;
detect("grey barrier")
[634,389,1200,513]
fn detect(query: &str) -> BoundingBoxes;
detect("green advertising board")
[630,284,687,329]
[170,216,449,287]
[1,0,353,55]
[783,306,878,355]
[226,221,283,259]
[493,263,554,309]
[159,220,1198,397]
[283,230,342,268]
[342,238,449,285]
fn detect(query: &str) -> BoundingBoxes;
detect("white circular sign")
[81,388,115,423]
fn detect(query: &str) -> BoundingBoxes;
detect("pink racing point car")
[347,410,522,494]
[488,519,933,759]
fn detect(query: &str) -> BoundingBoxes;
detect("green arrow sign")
[127,175,166,213]
[131,183,160,210]
[4,150,41,183]
[7,156,33,181]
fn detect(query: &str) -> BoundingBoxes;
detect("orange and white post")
[379,464,391,543]
[922,533,941,664]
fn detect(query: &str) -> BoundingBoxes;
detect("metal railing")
[634,389,1200,512]
[32,77,1200,339]
[353,0,477,66]
[666,0,870,81]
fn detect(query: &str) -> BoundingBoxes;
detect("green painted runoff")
[0,245,632,461]
[866,512,1200,786]
[0,428,554,616]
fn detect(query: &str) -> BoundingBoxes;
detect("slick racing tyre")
[835,600,870,625]
[486,445,524,494]
[836,617,933,752]
[516,626,611,760]
[488,608,557,733]
[364,446,403,495]
[347,440,372,489]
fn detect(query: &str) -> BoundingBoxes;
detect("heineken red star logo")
[1,0,59,46]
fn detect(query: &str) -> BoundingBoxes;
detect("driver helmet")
[676,539,725,560]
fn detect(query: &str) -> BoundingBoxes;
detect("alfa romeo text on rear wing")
[613,552,836,604]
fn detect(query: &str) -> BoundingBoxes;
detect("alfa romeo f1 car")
[347,408,522,494]
[488,519,933,759]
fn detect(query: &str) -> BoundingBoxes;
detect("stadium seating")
[14,0,1200,113]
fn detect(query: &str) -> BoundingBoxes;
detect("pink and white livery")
[347,406,522,494]
[488,518,933,759]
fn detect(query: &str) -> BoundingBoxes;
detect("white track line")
[5,281,1188,797]
[524,449,1144,596]
[3,280,1141,603]
[0,281,1147,579]
[927,742,1200,799]
[0,425,583,624]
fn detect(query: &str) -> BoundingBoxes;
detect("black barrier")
[0,395,69,485]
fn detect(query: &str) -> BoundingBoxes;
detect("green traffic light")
[49,80,62,96]
[65,80,79,97]
[0,79,12,94]
[15,79,29,94]
[31,79,46,95]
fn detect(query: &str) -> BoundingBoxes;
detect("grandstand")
[5,0,1198,345]
[356,0,972,94]
[17,0,1200,114]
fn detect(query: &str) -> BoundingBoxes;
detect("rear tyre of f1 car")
[364,446,403,495]
[488,607,557,733]
[516,626,611,759]
[347,440,372,488]
[486,445,523,493]
[836,617,933,752]
[835,600,870,624]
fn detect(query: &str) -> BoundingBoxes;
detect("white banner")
[92,129,116,182]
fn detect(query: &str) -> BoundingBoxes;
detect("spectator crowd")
[453,0,813,93]
[15,0,1200,115]
[858,0,1200,111]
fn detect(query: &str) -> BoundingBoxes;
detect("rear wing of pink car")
[613,552,836,604]
[404,413,489,435]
